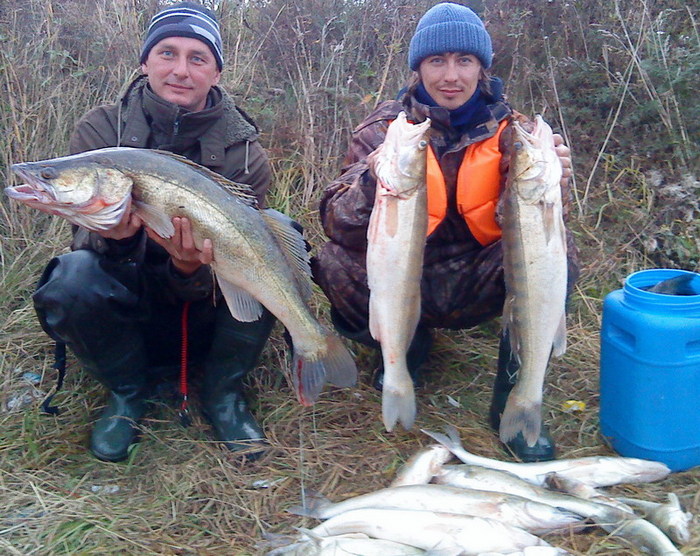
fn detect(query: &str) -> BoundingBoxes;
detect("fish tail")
[421,425,461,453]
[286,489,331,518]
[381,382,416,432]
[499,393,542,447]
[292,335,357,406]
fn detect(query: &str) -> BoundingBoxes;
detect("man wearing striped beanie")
[33,2,277,462]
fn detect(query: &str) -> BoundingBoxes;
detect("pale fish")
[366,111,431,431]
[547,473,690,547]
[308,508,556,555]
[423,426,671,488]
[390,443,454,487]
[8,148,357,405]
[265,530,426,555]
[435,465,682,555]
[288,484,582,534]
[499,115,567,446]
[616,494,692,545]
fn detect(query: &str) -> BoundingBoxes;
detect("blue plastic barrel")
[600,268,700,472]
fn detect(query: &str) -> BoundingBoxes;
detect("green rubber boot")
[489,331,556,462]
[86,349,150,462]
[91,388,147,462]
[200,306,276,458]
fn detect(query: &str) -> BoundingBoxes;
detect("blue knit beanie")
[140,2,224,70]
[408,3,492,70]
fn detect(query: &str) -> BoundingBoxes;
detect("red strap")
[179,300,191,426]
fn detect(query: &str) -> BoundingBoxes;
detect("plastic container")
[600,268,700,472]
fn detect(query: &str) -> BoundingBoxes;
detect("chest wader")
[489,330,556,462]
[34,250,276,461]
[33,250,150,462]
[329,307,432,391]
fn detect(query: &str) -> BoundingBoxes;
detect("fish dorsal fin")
[133,200,175,238]
[261,208,313,300]
[216,276,263,322]
[149,149,258,208]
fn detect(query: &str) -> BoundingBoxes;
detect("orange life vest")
[425,119,508,245]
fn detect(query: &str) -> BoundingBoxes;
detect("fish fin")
[132,200,175,238]
[286,489,331,518]
[502,295,522,366]
[552,312,567,357]
[261,209,313,300]
[541,201,555,244]
[216,276,263,322]
[499,393,542,447]
[421,426,459,453]
[292,335,357,406]
[382,379,416,432]
[150,149,258,208]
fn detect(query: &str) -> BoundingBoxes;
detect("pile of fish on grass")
[263,426,692,555]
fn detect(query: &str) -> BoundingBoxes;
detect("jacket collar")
[118,76,257,168]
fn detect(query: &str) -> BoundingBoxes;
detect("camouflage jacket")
[314,87,579,329]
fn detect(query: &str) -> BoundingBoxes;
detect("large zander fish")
[7,147,357,405]
[366,111,431,432]
[499,115,568,446]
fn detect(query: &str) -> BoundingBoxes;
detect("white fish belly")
[367,190,427,430]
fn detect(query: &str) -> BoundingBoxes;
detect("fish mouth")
[6,166,58,205]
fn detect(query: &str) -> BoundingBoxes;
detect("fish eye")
[514,141,523,150]
[40,167,58,180]
[418,140,428,149]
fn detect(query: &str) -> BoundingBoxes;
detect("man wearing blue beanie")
[33,2,278,462]
[313,2,578,462]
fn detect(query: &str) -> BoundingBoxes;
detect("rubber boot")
[489,331,556,462]
[200,305,276,458]
[32,250,150,462]
[89,359,149,462]
[329,308,431,390]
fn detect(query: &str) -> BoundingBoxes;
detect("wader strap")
[41,341,67,415]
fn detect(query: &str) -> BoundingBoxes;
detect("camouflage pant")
[311,238,510,334]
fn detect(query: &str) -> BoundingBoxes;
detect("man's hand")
[147,216,213,276]
[553,133,572,188]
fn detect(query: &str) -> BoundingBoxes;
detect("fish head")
[510,115,562,202]
[7,152,133,231]
[371,111,431,198]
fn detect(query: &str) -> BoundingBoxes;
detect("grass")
[1,0,699,554]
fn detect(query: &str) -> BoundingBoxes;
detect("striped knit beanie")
[140,2,224,70]
[408,3,493,70]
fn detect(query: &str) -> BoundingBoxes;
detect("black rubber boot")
[200,305,276,458]
[489,331,556,462]
[32,250,150,462]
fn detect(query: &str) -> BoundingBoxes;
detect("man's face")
[418,52,482,110]
[141,36,221,112]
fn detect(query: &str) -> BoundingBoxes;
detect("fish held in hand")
[366,111,431,431]
[8,147,357,405]
[500,115,568,446]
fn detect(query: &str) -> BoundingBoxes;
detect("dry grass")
[1,0,699,554]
